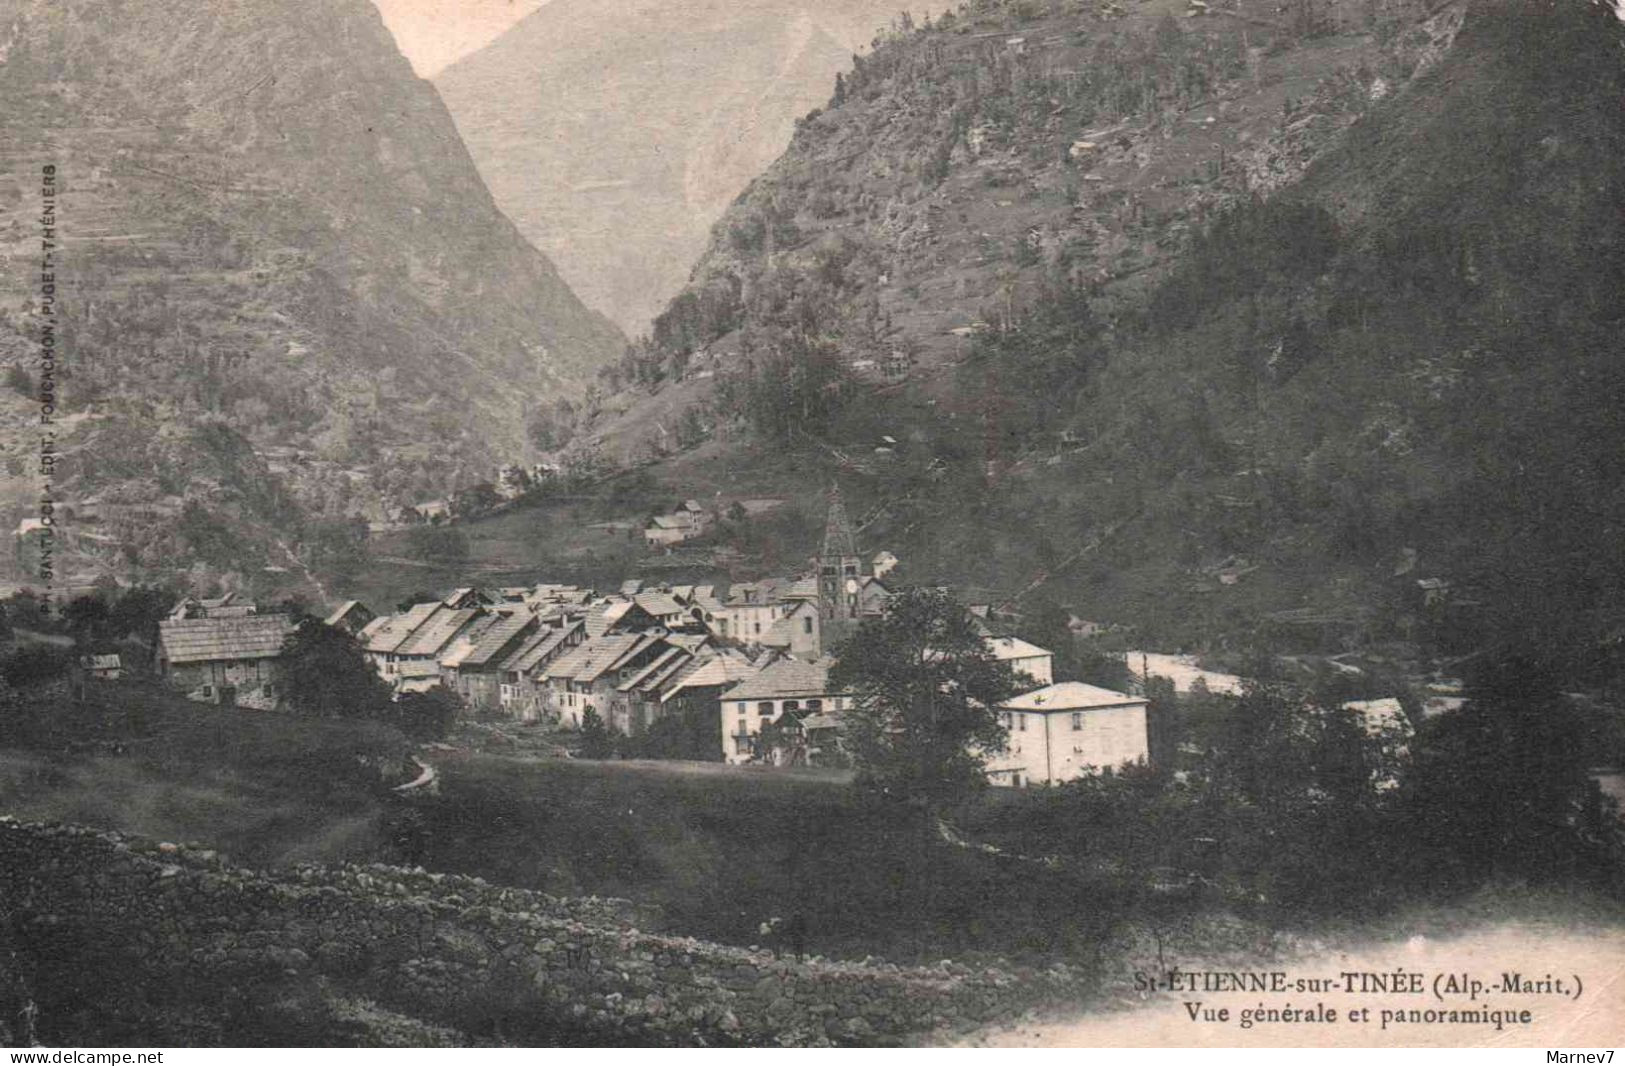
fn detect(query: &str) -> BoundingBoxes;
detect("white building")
[987,682,1150,788]
[719,659,849,765]
[987,636,1055,687]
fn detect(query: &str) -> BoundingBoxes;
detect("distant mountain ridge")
[0,0,625,593]
[557,0,1625,684]
[435,0,922,335]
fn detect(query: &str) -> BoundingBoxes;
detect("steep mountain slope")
[0,0,625,592]
[434,0,924,335]
[565,0,1625,685]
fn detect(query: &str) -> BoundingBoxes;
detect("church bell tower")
[818,484,862,622]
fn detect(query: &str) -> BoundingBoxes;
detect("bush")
[391,687,459,742]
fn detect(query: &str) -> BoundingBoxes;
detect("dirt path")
[962,924,1625,1048]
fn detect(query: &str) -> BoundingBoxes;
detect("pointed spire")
[821,483,858,561]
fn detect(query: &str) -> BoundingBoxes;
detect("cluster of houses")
[139,491,1156,786]
[643,499,712,548]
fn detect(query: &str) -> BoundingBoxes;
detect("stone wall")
[0,817,1094,1046]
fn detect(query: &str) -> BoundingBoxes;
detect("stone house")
[155,614,297,709]
[718,658,850,765]
[443,611,541,712]
[543,632,685,733]
[496,620,587,721]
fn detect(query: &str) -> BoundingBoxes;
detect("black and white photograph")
[0,0,1622,1050]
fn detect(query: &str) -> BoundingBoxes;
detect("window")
[264,683,276,697]
[802,616,813,635]
[784,701,799,713]
[806,699,822,712]
[754,622,762,635]
[1071,712,1082,731]
[736,702,748,714]
[1018,713,1027,732]
[200,685,213,699]
[758,701,774,716]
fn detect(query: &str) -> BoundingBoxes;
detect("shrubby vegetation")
[281,620,454,742]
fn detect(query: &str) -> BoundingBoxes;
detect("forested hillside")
[563,0,1625,689]
[0,0,624,594]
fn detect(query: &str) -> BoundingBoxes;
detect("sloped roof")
[779,577,820,601]
[323,600,367,627]
[546,633,659,682]
[1344,698,1413,736]
[159,615,294,665]
[639,651,695,694]
[363,602,441,654]
[206,604,260,619]
[661,652,758,702]
[396,607,480,658]
[500,621,584,675]
[988,636,1053,662]
[438,614,506,668]
[617,645,688,693]
[1001,682,1145,713]
[544,633,646,683]
[82,654,122,670]
[633,590,684,617]
[584,600,632,638]
[459,612,537,669]
[723,658,838,702]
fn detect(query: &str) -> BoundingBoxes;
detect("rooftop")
[988,636,1053,661]
[158,615,295,666]
[323,600,368,627]
[500,621,584,675]
[396,607,481,658]
[362,601,441,654]
[1000,682,1146,713]
[723,658,839,702]
[458,612,538,668]
[545,633,653,684]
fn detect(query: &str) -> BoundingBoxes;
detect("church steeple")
[818,484,862,622]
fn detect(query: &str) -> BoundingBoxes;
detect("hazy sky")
[369,0,552,77]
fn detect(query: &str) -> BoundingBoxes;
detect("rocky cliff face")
[435,0,921,335]
[0,0,625,591]
[565,0,1625,682]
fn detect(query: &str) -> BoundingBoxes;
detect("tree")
[407,525,469,565]
[1402,655,1623,889]
[452,482,502,520]
[61,595,111,644]
[577,707,616,759]
[1196,674,1402,911]
[281,620,392,720]
[106,586,176,643]
[396,590,439,613]
[391,686,459,742]
[830,588,1022,809]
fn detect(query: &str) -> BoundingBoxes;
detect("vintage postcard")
[0,0,1622,1051]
